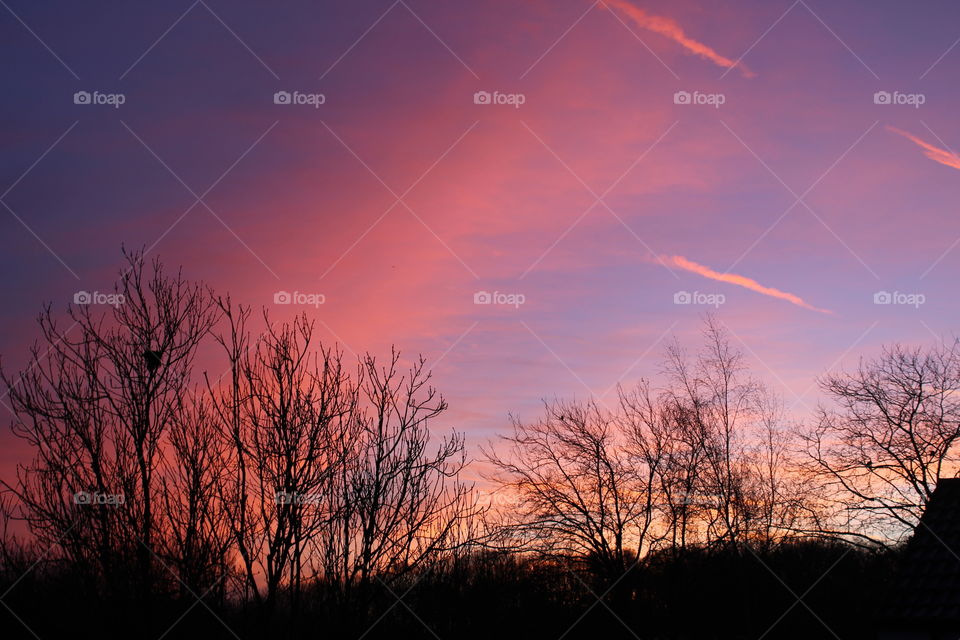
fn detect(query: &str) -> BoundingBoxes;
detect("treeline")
[486,317,960,573]
[1,252,958,639]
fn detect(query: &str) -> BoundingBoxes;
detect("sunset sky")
[2,0,960,472]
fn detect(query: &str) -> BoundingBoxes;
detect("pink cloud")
[664,255,832,313]
[602,0,754,77]
[887,126,960,171]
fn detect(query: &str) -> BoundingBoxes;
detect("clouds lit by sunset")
[603,0,754,76]
[887,126,960,172]
[664,255,832,313]
[3,0,960,465]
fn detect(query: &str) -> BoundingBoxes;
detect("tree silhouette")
[1,250,219,608]
[0,256,947,639]
[801,341,960,543]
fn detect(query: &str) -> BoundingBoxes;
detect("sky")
[2,0,960,475]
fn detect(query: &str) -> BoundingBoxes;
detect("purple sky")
[3,0,960,474]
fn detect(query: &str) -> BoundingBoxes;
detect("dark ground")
[0,540,900,640]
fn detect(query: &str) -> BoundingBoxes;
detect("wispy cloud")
[603,0,754,77]
[664,255,832,313]
[887,126,960,171]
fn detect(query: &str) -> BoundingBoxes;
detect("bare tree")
[1,253,488,637]
[617,381,704,554]
[485,398,649,580]
[211,310,354,612]
[157,389,232,599]
[208,306,479,613]
[801,341,960,542]
[486,316,808,572]
[655,317,765,549]
[1,251,219,599]
[318,350,481,603]
[744,394,810,549]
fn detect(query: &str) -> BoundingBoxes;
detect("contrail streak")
[664,255,832,313]
[887,126,960,171]
[603,0,754,77]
